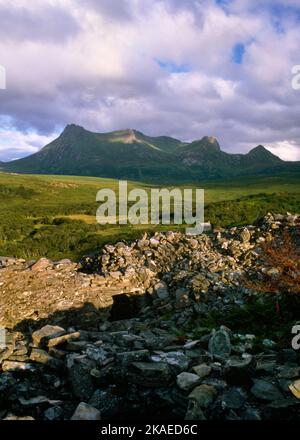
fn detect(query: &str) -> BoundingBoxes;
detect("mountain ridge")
[1,124,298,182]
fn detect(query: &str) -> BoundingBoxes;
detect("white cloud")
[0,122,58,161]
[268,140,300,161]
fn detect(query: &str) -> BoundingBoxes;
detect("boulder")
[89,389,123,419]
[176,372,201,391]
[188,384,217,408]
[220,387,247,410]
[251,380,283,401]
[32,325,66,347]
[71,403,101,420]
[224,354,255,385]
[130,362,173,387]
[192,363,212,379]
[208,329,231,360]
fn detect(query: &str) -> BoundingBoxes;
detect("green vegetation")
[191,295,300,348]
[0,171,299,261]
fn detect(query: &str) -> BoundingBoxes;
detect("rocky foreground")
[0,213,299,420]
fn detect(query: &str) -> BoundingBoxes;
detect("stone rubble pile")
[1,322,300,421]
[0,213,299,420]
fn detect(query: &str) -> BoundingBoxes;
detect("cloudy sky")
[0,0,300,161]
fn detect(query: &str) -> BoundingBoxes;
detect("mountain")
[177,138,286,178]
[1,124,298,181]
[0,125,187,181]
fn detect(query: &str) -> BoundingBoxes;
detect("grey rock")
[71,403,101,420]
[221,387,247,409]
[256,359,277,374]
[224,354,255,385]
[89,388,123,418]
[277,363,300,379]
[183,340,201,350]
[150,351,190,372]
[241,408,261,420]
[188,384,217,407]
[262,339,276,349]
[251,380,283,401]
[176,372,201,391]
[116,350,149,366]
[130,362,173,387]
[43,406,63,420]
[185,400,206,420]
[202,378,228,391]
[86,346,109,365]
[68,362,95,401]
[208,329,231,360]
[192,363,212,379]
[0,372,15,401]
[154,281,169,300]
[267,398,300,409]
[19,396,58,407]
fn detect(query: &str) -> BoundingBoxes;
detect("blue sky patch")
[156,59,190,73]
[232,43,245,65]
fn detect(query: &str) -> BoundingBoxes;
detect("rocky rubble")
[0,213,299,420]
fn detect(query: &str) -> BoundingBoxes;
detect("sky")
[0,0,300,161]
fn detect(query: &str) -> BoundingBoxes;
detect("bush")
[245,231,300,296]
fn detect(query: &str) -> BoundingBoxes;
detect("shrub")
[244,230,300,299]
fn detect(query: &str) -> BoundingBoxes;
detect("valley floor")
[0,172,300,261]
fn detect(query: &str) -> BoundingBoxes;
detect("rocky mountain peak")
[62,124,86,134]
[193,136,221,152]
[202,136,220,146]
[122,128,137,144]
[247,144,281,161]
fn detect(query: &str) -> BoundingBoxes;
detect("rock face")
[0,213,299,420]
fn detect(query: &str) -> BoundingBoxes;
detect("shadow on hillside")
[13,291,152,335]
[5,293,177,421]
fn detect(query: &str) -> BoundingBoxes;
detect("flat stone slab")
[32,325,66,347]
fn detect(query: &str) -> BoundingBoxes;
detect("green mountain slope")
[1,124,299,182]
[176,137,287,178]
